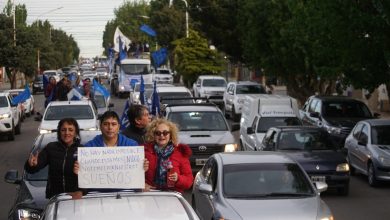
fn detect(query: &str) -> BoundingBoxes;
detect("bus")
[110,58,152,98]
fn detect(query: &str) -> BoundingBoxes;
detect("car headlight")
[87,127,98,131]
[39,129,52,134]
[0,113,11,119]
[378,156,390,166]
[120,85,125,90]
[318,216,334,220]
[18,208,41,220]
[336,163,349,172]
[324,124,342,135]
[224,144,238,152]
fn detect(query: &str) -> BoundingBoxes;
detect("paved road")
[1,92,390,220]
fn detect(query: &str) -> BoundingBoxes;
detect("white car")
[150,86,193,107]
[129,82,154,104]
[223,81,266,121]
[8,89,35,117]
[38,100,99,134]
[0,92,22,140]
[192,75,227,98]
[43,70,61,82]
[154,67,174,84]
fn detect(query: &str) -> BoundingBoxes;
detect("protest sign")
[78,146,145,189]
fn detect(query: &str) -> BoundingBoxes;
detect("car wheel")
[337,184,349,196]
[232,106,240,122]
[15,120,21,135]
[368,162,379,187]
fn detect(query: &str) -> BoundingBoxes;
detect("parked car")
[37,100,99,134]
[39,191,199,220]
[345,119,390,186]
[0,92,22,140]
[261,126,350,195]
[192,152,333,220]
[8,89,35,117]
[4,131,101,220]
[165,102,239,172]
[223,81,267,121]
[299,95,379,148]
[32,75,44,94]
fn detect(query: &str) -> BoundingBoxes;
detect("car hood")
[20,180,48,210]
[283,151,346,172]
[374,145,390,157]
[225,197,320,220]
[179,131,235,145]
[323,117,370,127]
[0,107,11,114]
[40,120,98,131]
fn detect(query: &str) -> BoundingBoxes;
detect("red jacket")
[144,142,194,193]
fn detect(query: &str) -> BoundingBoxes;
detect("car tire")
[368,162,379,187]
[337,184,349,196]
[15,120,21,135]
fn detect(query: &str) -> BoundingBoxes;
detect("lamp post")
[169,0,189,38]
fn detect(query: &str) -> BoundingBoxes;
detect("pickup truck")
[0,92,22,140]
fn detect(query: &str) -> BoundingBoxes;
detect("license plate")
[196,159,207,166]
[311,175,326,182]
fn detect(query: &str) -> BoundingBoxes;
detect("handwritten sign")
[78,146,145,189]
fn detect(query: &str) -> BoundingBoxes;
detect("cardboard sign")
[78,146,145,189]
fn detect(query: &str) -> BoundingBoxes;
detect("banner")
[113,27,131,53]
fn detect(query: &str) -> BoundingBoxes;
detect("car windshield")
[223,163,314,198]
[169,111,228,131]
[202,79,226,87]
[323,101,372,118]
[96,68,106,72]
[278,130,334,151]
[45,72,57,76]
[157,69,170,74]
[35,75,43,82]
[0,96,8,107]
[257,117,302,132]
[236,84,266,94]
[44,105,94,120]
[94,95,106,108]
[371,125,390,145]
[122,64,150,75]
[159,92,193,105]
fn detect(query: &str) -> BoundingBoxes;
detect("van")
[239,94,302,151]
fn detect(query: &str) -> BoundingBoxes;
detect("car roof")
[228,81,262,85]
[215,152,297,165]
[273,126,322,132]
[166,103,219,112]
[157,86,190,93]
[362,119,390,126]
[46,191,198,220]
[47,100,93,106]
[0,92,9,96]
[198,75,225,80]
[311,95,363,102]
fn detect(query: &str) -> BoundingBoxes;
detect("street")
[0,93,390,220]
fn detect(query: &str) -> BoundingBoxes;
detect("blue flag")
[43,75,49,92]
[151,48,168,68]
[151,81,160,116]
[115,36,127,65]
[140,24,157,37]
[120,100,130,130]
[140,74,145,105]
[11,85,31,105]
[67,88,83,101]
[108,47,114,75]
[93,79,110,99]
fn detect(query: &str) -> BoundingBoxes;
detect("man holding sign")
[74,111,148,190]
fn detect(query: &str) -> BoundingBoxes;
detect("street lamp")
[169,0,189,38]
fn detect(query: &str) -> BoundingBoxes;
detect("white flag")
[113,27,131,52]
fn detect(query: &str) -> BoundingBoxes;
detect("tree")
[173,30,222,87]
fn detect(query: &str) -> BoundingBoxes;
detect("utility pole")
[37,49,40,75]
[13,0,16,46]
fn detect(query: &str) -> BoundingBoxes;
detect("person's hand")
[28,151,39,167]
[143,159,149,172]
[168,172,178,182]
[143,183,156,192]
[73,161,79,175]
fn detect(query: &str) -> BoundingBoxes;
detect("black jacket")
[122,125,146,145]
[25,140,81,199]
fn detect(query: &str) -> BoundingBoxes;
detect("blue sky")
[1,0,129,58]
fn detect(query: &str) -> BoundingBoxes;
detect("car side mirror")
[247,127,255,134]
[309,112,320,118]
[5,169,21,184]
[199,183,213,195]
[314,181,328,194]
[373,112,381,118]
[231,123,240,132]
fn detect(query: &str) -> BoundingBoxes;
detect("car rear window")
[371,125,390,145]
[277,130,334,150]
[236,84,266,94]
[44,105,94,120]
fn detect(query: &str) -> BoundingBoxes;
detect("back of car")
[154,68,174,84]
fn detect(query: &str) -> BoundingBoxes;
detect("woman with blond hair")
[144,118,193,193]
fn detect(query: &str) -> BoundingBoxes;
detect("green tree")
[173,30,222,87]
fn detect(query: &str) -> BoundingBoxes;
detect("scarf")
[154,142,175,187]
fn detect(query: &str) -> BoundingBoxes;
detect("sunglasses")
[154,130,170,136]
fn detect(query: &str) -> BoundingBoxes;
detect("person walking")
[144,118,193,193]
[122,104,151,145]
[25,118,83,199]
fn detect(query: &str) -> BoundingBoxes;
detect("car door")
[246,116,259,150]
[195,158,218,220]
[306,99,321,126]
[261,128,277,150]
[346,122,364,168]
[7,95,18,125]
[354,124,370,172]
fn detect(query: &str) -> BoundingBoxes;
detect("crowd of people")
[25,104,193,199]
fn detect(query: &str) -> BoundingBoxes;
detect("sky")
[0,0,129,58]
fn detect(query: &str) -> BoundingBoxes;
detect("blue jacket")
[84,133,138,147]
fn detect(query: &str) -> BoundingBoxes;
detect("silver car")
[192,152,333,220]
[345,119,390,186]
[40,191,199,220]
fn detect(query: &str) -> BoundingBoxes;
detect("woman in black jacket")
[25,118,82,199]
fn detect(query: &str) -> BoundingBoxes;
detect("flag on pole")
[67,88,83,101]
[140,24,157,37]
[113,27,131,53]
[93,79,110,99]
[140,74,145,105]
[120,100,130,130]
[43,75,49,92]
[11,85,31,105]
[151,48,168,68]
[151,81,160,116]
